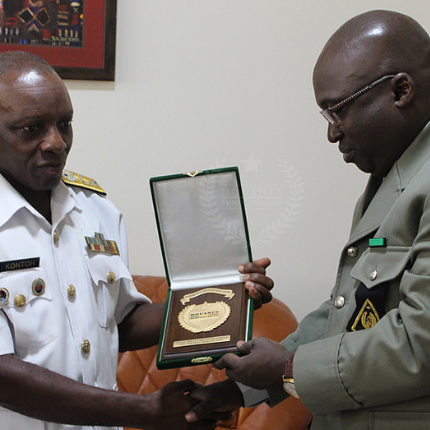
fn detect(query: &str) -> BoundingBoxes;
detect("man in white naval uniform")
[0,51,274,430]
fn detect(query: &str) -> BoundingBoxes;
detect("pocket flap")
[351,246,411,288]
[85,253,132,286]
[0,268,52,308]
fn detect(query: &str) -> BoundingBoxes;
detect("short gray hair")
[0,50,56,78]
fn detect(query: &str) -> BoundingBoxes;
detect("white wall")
[64,1,430,321]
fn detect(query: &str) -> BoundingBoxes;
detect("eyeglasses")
[319,74,396,126]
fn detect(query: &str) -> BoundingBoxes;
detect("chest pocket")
[0,267,56,350]
[348,246,411,331]
[85,253,132,328]
[350,246,411,289]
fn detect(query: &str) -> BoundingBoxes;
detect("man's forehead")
[313,43,376,102]
[313,60,354,102]
[0,69,65,95]
[314,25,392,86]
[0,70,72,114]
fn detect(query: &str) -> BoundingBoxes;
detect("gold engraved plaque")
[158,282,249,369]
[173,335,231,348]
[178,301,231,333]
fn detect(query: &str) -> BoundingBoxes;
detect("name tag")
[0,257,40,273]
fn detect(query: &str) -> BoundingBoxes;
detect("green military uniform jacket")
[262,121,430,429]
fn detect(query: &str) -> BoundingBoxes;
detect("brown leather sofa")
[117,276,312,430]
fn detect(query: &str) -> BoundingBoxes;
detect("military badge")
[32,278,45,296]
[85,233,119,255]
[0,288,9,306]
[347,282,387,332]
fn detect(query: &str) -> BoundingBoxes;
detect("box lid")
[150,167,252,289]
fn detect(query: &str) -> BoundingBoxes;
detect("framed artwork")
[0,0,117,81]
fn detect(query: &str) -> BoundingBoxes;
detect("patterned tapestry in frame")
[0,0,117,81]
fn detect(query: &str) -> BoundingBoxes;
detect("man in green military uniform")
[186,10,430,429]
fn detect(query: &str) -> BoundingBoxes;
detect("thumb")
[214,352,240,370]
[185,401,209,422]
[236,340,253,355]
[254,257,271,269]
[175,379,199,393]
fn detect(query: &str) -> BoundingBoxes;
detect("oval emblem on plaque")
[178,301,231,333]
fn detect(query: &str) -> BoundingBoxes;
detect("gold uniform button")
[53,230,60,244]
[347,246,359,258]
[14,295,26,308]
[106,271,116,284]
[81,339,91,353]
[334,296,345,309]
[370,269,378,281]
[67,285,76,299]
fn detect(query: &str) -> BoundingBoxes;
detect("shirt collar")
[0,174,34,227]
[0,174,81,228]
[389,120,430,191]
[51,180,82,226]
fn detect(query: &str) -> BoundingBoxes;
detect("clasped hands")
[165,334,293,429]
[185,337,294,424]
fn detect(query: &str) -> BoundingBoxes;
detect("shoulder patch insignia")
[350,298,380,331]
[62,170,106,195]
[347,282,386,332]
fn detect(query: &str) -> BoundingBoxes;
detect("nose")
[327,122,343,144]
[41,126,68,153]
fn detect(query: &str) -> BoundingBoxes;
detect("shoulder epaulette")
[62,170,107,195]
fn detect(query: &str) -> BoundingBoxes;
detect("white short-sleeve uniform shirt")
[0,174,149,430]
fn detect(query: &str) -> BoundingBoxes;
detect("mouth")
[339,146,356,163]
[38,161,66,176]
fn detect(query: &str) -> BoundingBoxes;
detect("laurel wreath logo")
[200,159,304,247]
[199,174,247,246]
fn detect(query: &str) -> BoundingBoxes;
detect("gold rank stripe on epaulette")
[62,170,106,195]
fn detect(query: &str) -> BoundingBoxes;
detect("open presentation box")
[150,167,253,369]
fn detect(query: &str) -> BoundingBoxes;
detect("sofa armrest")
[117,275,312,430]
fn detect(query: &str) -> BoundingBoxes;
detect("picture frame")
[0,0,117,81]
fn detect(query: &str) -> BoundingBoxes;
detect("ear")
[391,73,415,108]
